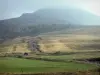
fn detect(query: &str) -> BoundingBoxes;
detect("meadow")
[0,57,99,73]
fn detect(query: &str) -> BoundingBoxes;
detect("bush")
[16,55,23,58]
[53,51,61,55]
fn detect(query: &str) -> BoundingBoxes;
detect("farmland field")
[0,57,99,73]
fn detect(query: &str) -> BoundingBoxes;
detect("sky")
[0,0,100,20]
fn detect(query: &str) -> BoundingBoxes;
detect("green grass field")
[0,57,98,73]
[38,52,100,61]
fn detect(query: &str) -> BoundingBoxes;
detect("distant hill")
[0,8,100,40]
[20,8,100,25]
[1,8,100,25]
[0,8,100,25]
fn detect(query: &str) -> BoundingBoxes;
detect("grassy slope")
[37,26,100,52]
[0,57,98,73]
[1,26,100,53]
[0,43,30,54]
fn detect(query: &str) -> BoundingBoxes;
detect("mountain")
[13,8,100,25]
[1,8,100,25]
[0,8,100,40]
[16,8,100,25]
[21,8,100,25]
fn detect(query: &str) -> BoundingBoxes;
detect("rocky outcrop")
[28,38,42,52]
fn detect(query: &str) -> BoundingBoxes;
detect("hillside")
[37,26,100,53]
[1,26,100,53]
[0,8,100,40]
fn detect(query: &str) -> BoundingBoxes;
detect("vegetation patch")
[0,57,98,73]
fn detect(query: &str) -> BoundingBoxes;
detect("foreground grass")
[0,57,98,73]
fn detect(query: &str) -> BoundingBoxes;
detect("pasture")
[0,57,98,73]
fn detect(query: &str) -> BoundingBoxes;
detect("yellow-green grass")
[0,57,98,73]
[25,51,100,62]
[1,33,100,53]
[0,43,31,53]
[37,33,100,53]
[1,26,100,53]
[39,52,100,60]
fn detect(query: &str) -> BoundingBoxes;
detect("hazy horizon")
[0,0,100,20]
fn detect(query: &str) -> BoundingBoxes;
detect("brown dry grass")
[0,71,100,75]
